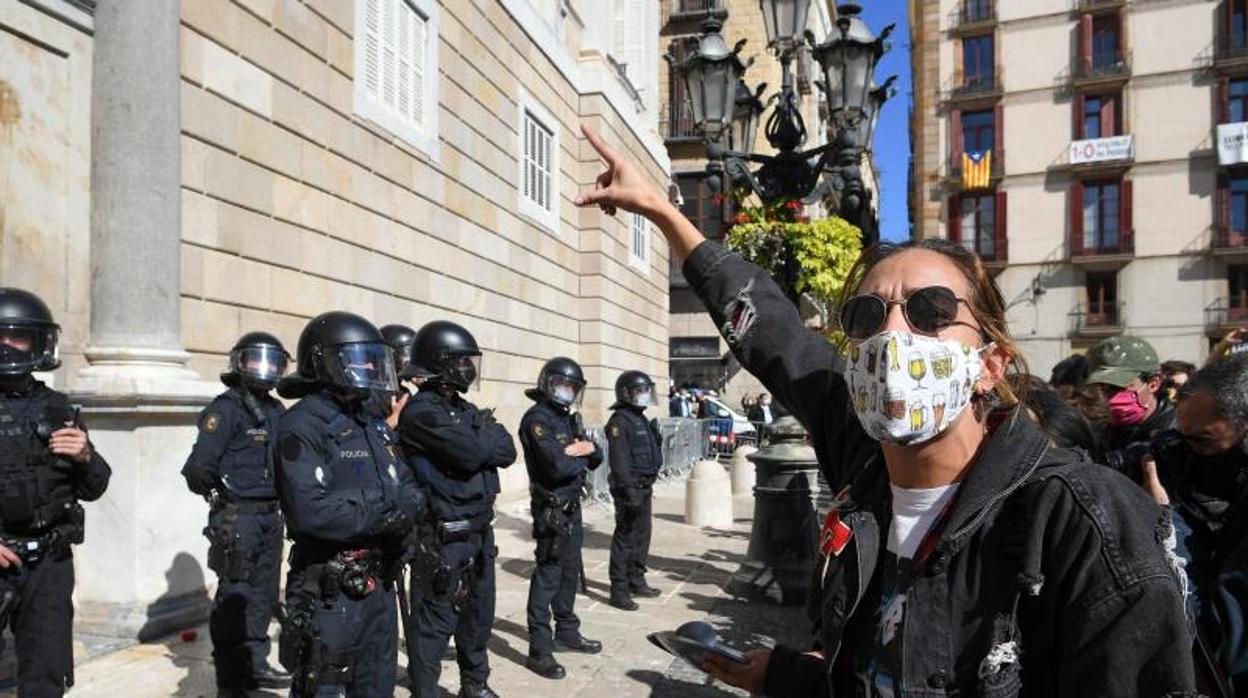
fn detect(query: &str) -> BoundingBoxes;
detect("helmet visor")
[543,373,585,408]
[323,342,398,393]
[626,383,655,408]
[442,353,482,392]
[0,324,58,376]
[231,345,289,386]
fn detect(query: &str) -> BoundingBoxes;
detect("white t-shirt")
[887,482,960,560]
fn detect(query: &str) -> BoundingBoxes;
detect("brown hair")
[835,238,1030,407]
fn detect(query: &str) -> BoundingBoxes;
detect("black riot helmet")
[380,324,422,380]
[0,288,61,378]
[278,311,397,399]
[412,320,481,393]
[526,357,586,408]
[614,370,656,409]
[223,331,290,391]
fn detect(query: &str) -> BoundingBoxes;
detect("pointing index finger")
[581,124,619,167]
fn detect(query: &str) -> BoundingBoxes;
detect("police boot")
[525,651,567,680]
[254,663,293,689]
[554,635,602,654]
[609,589,638,611]
[630,580,661,598]
[459,679,501,698]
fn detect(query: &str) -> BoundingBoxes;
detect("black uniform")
[0,380,110,696]
[399,388,516,697]
[276,392,423,697]
[520,397,601,656]
[181,386,285,691]
[605,407,661,598]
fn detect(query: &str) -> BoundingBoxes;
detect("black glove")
[372,503,415,539]
[474,408,496,428]
[183,465,220,497]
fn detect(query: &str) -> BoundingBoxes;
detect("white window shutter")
[613,0,628,65]
[363,0,382,97]
[411,11,426,127]
[381,0,397,107]
[626,0,644,86]
[396,5,411,118]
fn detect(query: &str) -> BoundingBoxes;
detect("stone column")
[72,0,219,641]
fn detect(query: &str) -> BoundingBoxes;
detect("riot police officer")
[381,323,421,397]
[181,332,292,696]
[519,357,603,680]
[606,370,663,611]
[0,288,111,696]
[274,312,425,697]
[398,320,516,698]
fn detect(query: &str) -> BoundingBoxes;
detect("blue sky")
[859,1,911,242]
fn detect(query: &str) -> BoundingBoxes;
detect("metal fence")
[581,417,739,503]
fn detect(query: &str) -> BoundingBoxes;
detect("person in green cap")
[1084,335,1178,479]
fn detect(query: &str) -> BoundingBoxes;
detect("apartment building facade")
[911,0,1238,374]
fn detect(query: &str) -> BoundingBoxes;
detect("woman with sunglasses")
[574,126,1194,696]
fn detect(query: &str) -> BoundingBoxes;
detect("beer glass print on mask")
[866,341,878,374]
[933,392,947,429]
[908,399,927,432]
[931,346,954,380]
[908,351,927,389]
[888,335,901,371]
[883,387,906,420]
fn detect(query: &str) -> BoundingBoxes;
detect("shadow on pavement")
[142,553,215,697]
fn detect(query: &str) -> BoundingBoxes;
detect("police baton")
[395,565,420,690]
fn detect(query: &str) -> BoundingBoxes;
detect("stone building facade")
[910,0,1239,374]
[1,0,669,639]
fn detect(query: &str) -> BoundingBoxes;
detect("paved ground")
[13,476,809,697]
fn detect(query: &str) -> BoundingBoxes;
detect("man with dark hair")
[1161,360,1197,403]
[1146,352,1248,696]
[1049,353,1090,388]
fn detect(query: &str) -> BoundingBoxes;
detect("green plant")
[724,197,863,332]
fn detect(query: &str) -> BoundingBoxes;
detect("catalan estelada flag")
[962,149,992,190]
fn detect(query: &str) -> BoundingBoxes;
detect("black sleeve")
[606,415,634,487]
[683,241,866,485]
[398,399,515,474]
[585,439,604,471]
[181,403,234,495]
[521,411,588,485]
[762,645,827,697]
[276,419,394,544]
[73,447,111,502]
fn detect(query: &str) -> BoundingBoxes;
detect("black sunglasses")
[838,286,968,340]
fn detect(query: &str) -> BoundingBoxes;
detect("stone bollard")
[730,445,758,496]
[685,459,733,527]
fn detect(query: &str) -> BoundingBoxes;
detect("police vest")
[610,408,662,478]
[218,390,281,500]
[0,390,80,534]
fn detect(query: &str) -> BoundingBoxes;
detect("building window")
[1232,265,1248,317]
[964,0,992,23]
[1077,92,1120,139]
[1233,0,1248,51]
[1082,181,1120,250]
[962,34,994,89]
[517,90,561,232]
[676,172,730,240]
[959,194,996,258]
[1232,175,1248,235]
[630,212,649,270]
[1231,79,1248,124]
[1091,16,1120,70]
[353,0,440,159]
[962,109,994,154]
[1086,271,1119,326]
[664,37,699,140]
[612,0,657,105]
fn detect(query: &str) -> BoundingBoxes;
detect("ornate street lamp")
[669,3,894,221]
[728,80,767,155]
[669,18,750,145]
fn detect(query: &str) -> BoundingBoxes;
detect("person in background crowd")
[695,392,712,419]
[669,389,691,418]
[1210,328,1248,362]
[1142,353,1248,696]
[1017,376,1102,460]
[747,393,774,425]
[741,394,756,417]
[1161,360,1196,404]
[1048,353,1090,388]
[1054,383,1111,437]
[573,122,1195,696]
[1084,335,1177,482]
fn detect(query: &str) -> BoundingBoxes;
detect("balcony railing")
[1074,50,1131,82]
[1071,302,1124,334]
[1213,225,1248,254]
[660,102,701,142]
[952,0,996,32]
[1072,227,1135,258]
[949,69,1002,101]
[1075,0,1126,12]
[1216,24,1248,66]
[671,0,724,18]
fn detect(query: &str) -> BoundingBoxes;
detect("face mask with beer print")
[843,330,987,446]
